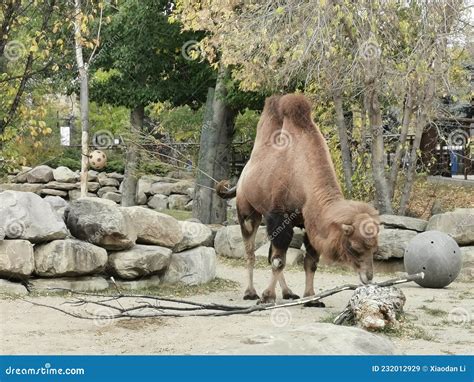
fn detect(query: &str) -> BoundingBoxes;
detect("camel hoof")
[304,300,326,308]
[243,293,260,300]
[282,292,300,300]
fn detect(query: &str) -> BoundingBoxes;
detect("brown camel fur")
[216,94,380,304]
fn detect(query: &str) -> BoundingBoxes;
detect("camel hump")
[278,94,312,128]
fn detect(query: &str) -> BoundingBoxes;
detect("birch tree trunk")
[121,104,144,207]
[73,0,89,198]
[333,93,353,195]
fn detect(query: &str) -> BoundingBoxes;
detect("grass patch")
[161,209,192,221]
[419,305,448,317]
[378,316,435,341]
[319,312,340,324]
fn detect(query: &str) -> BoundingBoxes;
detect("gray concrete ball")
[404,230,462,288]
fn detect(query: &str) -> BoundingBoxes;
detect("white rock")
[0,240,34,279]
[174,220,213,252]
[168,194,191,210]
[26,165,54,183]
[52,166,78,183]
[0,279,28,295]
[375,228,418,260]
[162,246,216,285]
[147,194,168,211]
[427,209,474,245]
[150,182,174,196]
[380,214,428,232]
[214,225,268,258]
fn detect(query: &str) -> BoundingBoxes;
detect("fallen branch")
[23,273,424,321]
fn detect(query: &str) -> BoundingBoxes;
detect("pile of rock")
[1,165,197,211]
[0,191,216,295]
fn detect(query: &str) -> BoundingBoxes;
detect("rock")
[136,177,155,204]
[40,188,68,197]
[34,239,108,277]
[0,191,68,242]
[68,190,97,200]
[25,165,54,183]
[28,276,109,292]
[460,246,474,280]
[11,167,31,183]
[136,192,147,205]
[108,245,172,280]
[0,240,34,279]
[168,194,191,210]
[66,198,137,250]
[112,275,161,290]
[120,206,182,248]
[255,243,304,265]
[186,187,195,198]
[150,182,174,196]
[86,182,100,192]
[216,323,395,355]
[0,279,28,295]
[170,180,194,195]
[184,200,193,211]
[376,228,417,260]
[44,181,78,191]
[107,172,124,180]
[0,183,43,194]
[380,215,428,232]
[214,225,269,258]
[162,246,216,285]
[98,173,120,187]
[102,192,121,203]
[97,186,119,197]
[43,196,68,219]
[88,170,99,182]
[52,166,78,183]
[174,220,213,252]
[147,194,168,211]
[426,209,474,245]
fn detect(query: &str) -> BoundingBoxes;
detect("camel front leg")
[239,212,262,300]
[303,233,325,307]
[260,245,287,304]
[279,272,300,300]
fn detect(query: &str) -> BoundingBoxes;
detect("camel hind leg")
[237,203,262,300]
[303,233,325,308]
[261,212,298,303]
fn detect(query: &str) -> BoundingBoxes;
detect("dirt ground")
[1,259,473,355]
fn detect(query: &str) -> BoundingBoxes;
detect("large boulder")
[108,245,172,280]
[98,173,120,187]
[162,246,216,285]
[0,240,34,279]
[28,276,109,292]
[52,166,78,183]
[170,180,194,195]
[174,220,213,252]
[65,198,136,250]
[380,214,428,232]
[376,228,417,260]
[102,192,121,203]
[43,196,69,220]
[216,323,395,355]
[426,209,474,245]
[214,225,269,258]
[34,239,108,277]
[150,182,174,196]
[11,166,31,183]
[0,183,43,194]
[120,207,182,248]
[44,181,77,191]
[0,191,68,242]
[168,194,191,210]
[97,186,119,197]
[147,194,168,211]
[25,165,54,183]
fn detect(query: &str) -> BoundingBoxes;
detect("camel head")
[340,211,380,284]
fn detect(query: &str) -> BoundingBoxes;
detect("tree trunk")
[365,85,393,214]
[398,81,435,215]
[193,67,236,224]
[121,104,144,207]
[73,0,89,198]
[389,92,414,199]
[333,93,353,195]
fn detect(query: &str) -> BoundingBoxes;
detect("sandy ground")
[1,260,473,355]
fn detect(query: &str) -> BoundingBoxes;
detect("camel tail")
[215,180,237,199]
[278,93,312,128]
